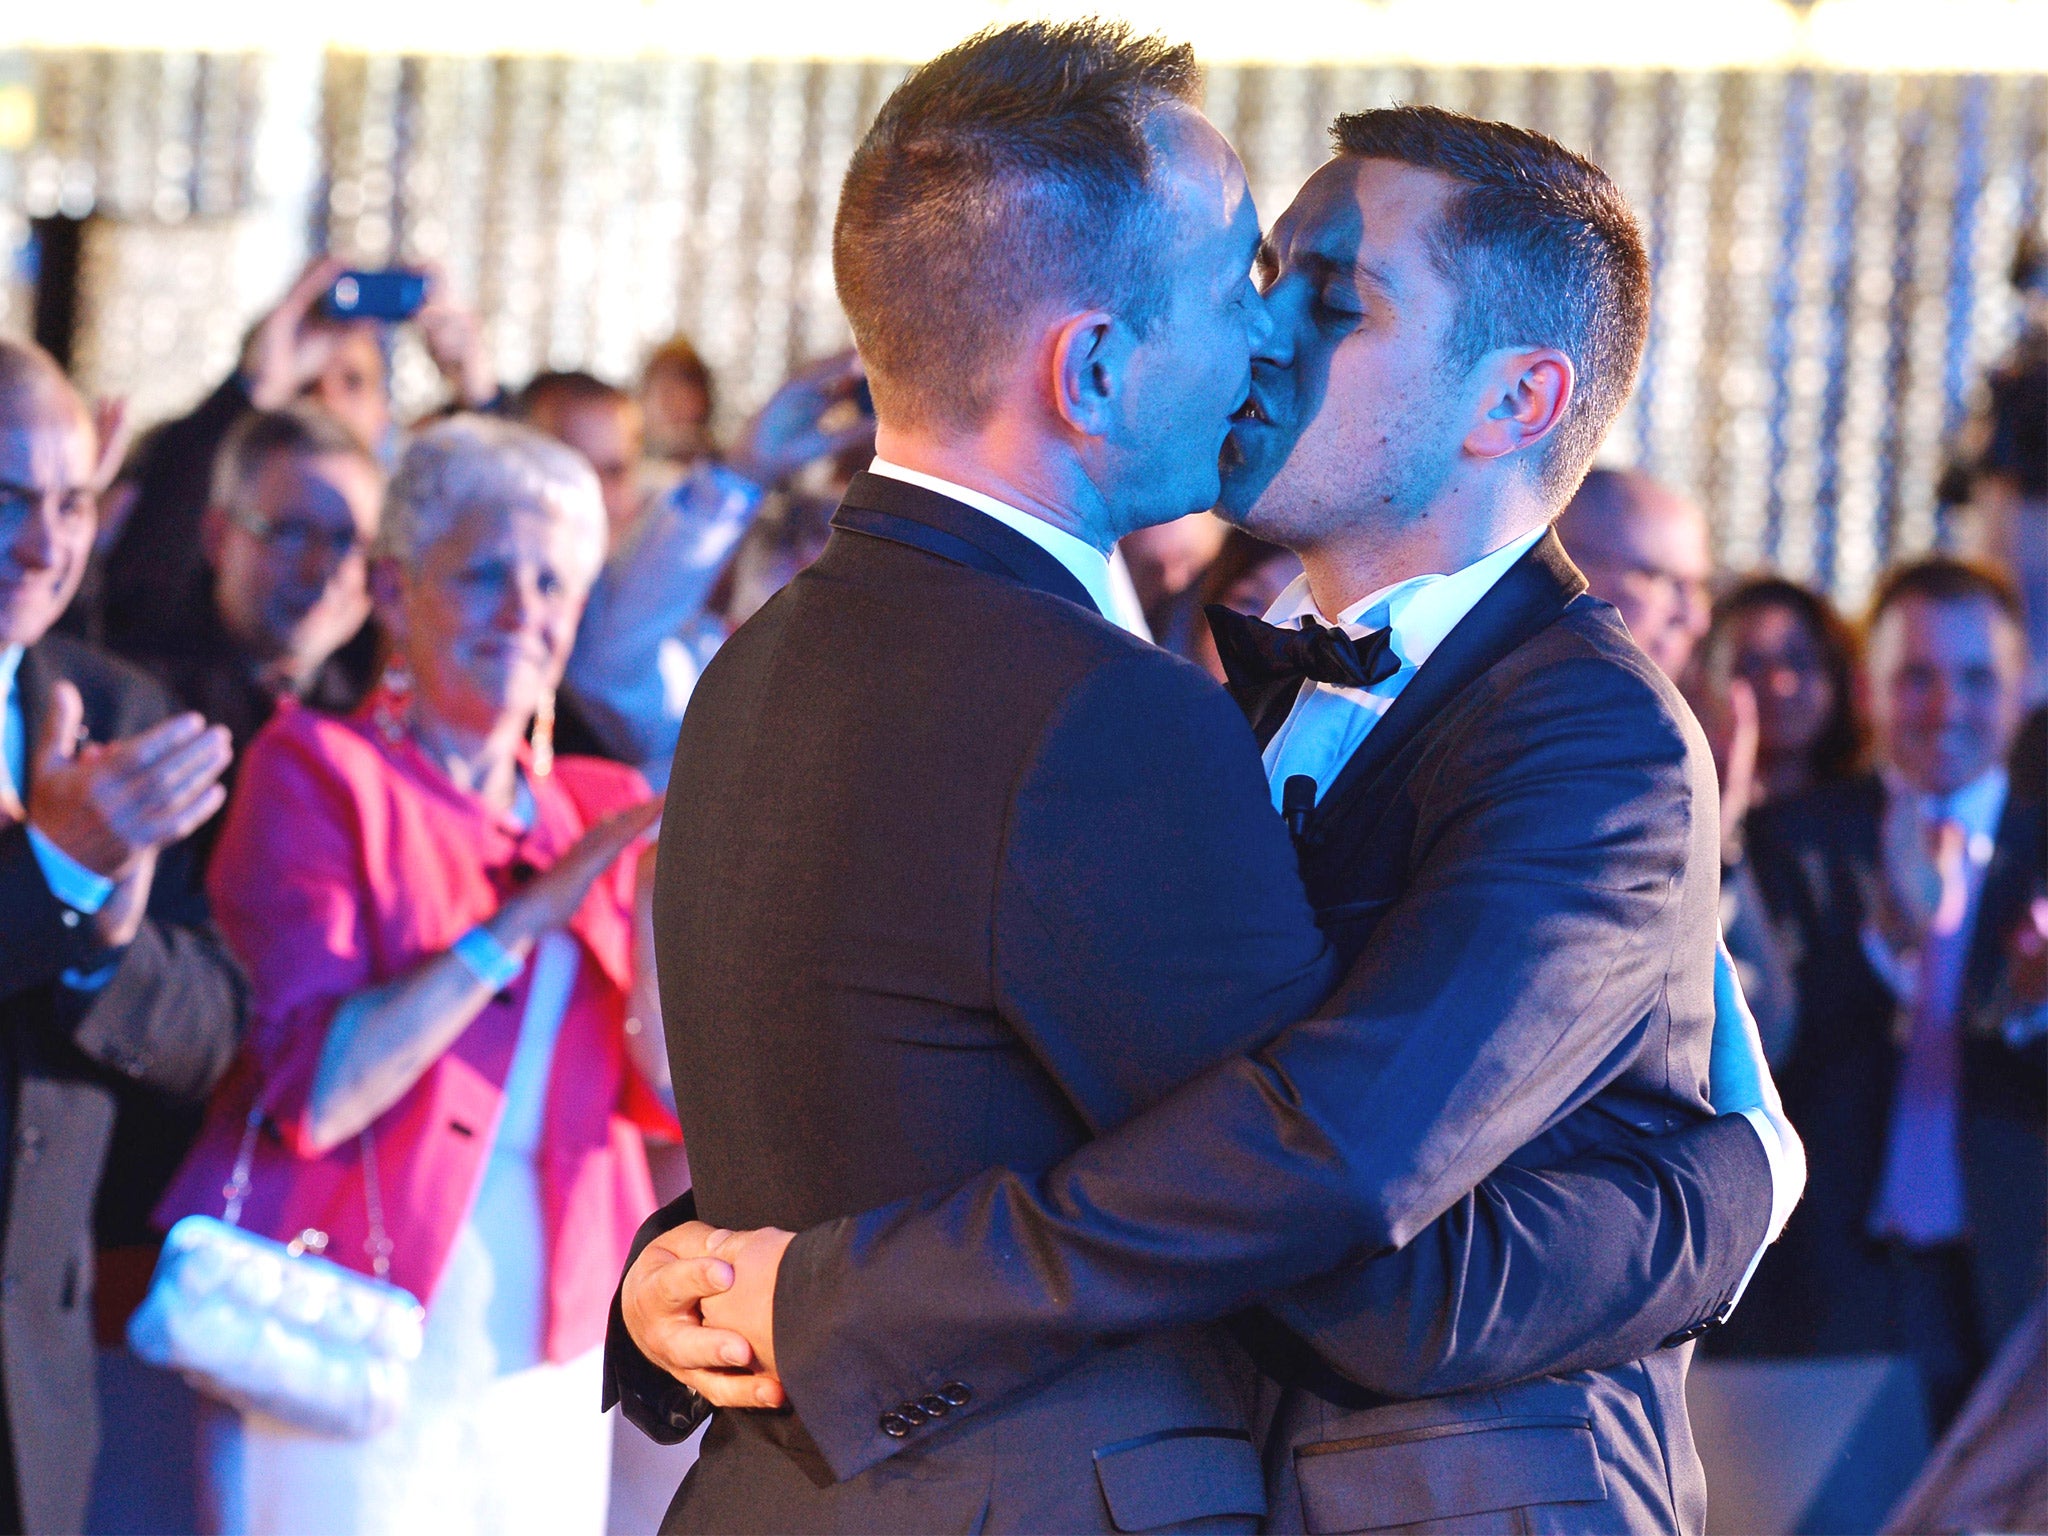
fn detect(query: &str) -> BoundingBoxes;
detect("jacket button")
[60,910,80,928]
[899,1403,930,1427]
[879,1412,911,1438]
[916,1394,950,1418]
[938,1381,971,1407]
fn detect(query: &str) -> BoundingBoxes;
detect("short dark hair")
[517,370,634,422]
[209,403,381,511]
[1705,575,1866,785]
[834,20,1200,431]
[1869,555,2024,630]
[1330,105,1650,504]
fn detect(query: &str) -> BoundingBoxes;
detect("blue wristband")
[451,925,525,991]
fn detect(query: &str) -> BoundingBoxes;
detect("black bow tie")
[1205,605,1401,693]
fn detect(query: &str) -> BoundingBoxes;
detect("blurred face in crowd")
[1868,593,2026,796]
[1712,600,1837,768]
[1560,478,1713,679]
[1120,513,1229,611]
[383,499,598,745]
[208,448,383,680]
[642,362,712,463]
[1091,103,1269,537]
[529,395,646,545]
[0,396,96,649]
[306,322,392,453]
[1220,158,1477,552]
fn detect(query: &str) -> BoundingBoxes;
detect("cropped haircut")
[1869,555,2024,631]
[209,403,381,513]
[833,20,1200,431]
[1331,106,1650,505]
[377,414,607,586]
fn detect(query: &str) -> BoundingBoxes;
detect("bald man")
[1558,466,1714,679]
[0,338,245,1533]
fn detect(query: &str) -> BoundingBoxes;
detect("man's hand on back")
[622,1219,795,1410]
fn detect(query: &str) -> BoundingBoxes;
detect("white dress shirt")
[1255,527,1800,1288]
[866,457,1148,636]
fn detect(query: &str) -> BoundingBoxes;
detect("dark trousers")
[1882,1240,1984,1432]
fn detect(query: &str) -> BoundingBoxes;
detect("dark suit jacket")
[634,472,1337,1532]
[744,530,1770,1534]
[0,633,246,1534]
[1721,774,2047,1365]
[610,496,1769,1532]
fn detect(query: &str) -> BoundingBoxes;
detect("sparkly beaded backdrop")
[1,52,2044,605]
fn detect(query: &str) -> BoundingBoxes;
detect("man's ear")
[1048,309,1134,438]
[1464,348,1574,464]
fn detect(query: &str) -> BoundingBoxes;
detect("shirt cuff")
[1725,1106,1800,1311]
[27,825,114,915]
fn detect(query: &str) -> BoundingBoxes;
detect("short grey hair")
[209,403,380,513]
[377,414,607,584]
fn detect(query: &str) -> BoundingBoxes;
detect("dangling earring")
[530,687,556,779]
[373,660,414,745]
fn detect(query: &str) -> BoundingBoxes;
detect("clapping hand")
[27,683,231,947]
[497,800,662,942]
[622,1218,795,1408]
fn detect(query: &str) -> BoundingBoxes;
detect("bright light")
[4,0,2045,70]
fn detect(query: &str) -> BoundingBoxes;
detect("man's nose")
[8,501,59,571]
[1249,287,1292,372]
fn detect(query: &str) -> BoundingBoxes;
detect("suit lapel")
[832,471,1100,615]
[1308,529,1588,844]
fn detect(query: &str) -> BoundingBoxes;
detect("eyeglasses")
[0,480,96,537]
[225,504,368,562]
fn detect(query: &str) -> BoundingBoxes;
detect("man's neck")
[1295,487,1552,618]
[874,423,1117,554]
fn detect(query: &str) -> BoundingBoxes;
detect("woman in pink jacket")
[160,415,674,1536]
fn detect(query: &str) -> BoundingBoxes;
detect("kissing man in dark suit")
[613,33,1802,1536]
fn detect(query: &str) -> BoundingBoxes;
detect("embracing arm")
[760,655,1752,1478]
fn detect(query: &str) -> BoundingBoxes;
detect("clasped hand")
[621,1220,795,1410]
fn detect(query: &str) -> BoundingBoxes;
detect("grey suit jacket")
[759,531,1770,1534]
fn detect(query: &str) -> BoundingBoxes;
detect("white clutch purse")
[127,1107,426,1439]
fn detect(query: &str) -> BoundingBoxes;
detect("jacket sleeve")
[0,822,119,997]
[770,652,1732,1481]
[1256,1109,1772,1397]
[602,1190,711,1444]
[65,827,247,1101]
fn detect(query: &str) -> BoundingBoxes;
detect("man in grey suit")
[616,49,1801,1535]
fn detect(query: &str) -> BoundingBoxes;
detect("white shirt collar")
[1263,524,1549,673]
[866,457,1127,630]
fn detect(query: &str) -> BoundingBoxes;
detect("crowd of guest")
[0,233,2039,1534]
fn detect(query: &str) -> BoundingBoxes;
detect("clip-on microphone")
[1282,774,1317,847]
